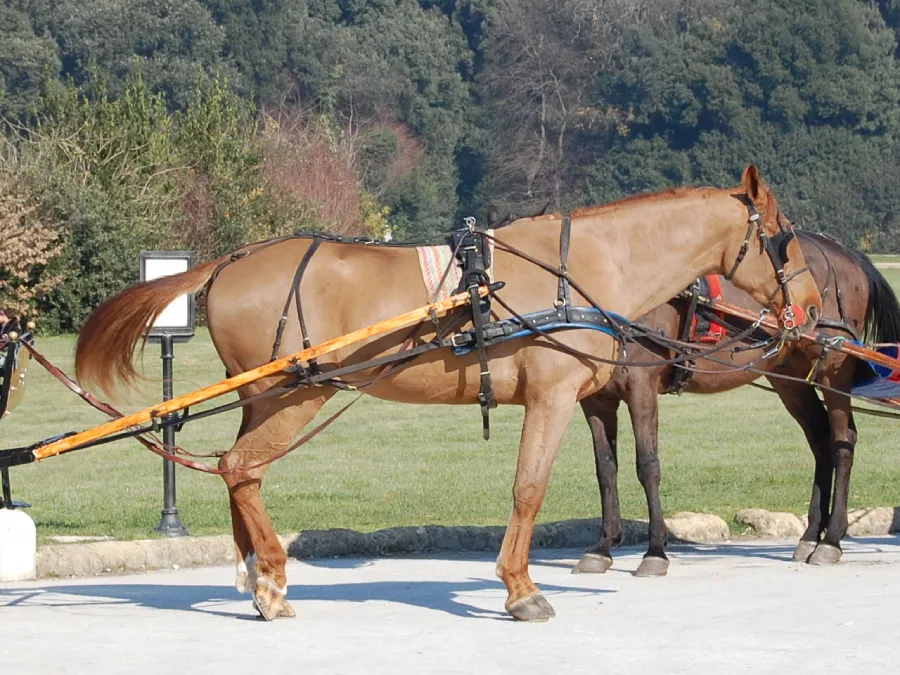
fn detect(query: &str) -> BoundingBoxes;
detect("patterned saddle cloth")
[416,230,495,302]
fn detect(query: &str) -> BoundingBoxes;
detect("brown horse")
[573,231,900,577]
[74,166,821,622]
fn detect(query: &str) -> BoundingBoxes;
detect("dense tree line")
[2,0,900,328]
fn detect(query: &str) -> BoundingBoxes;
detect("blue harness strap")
[450,306,627,356]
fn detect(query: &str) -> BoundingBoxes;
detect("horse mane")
[798,229,900,345]
[572,187,720,218]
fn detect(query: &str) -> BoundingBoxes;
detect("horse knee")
[512,480,543,514]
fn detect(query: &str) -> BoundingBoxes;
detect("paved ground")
[2,538,899,674]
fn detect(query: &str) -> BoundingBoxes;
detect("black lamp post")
[140,251,196,538]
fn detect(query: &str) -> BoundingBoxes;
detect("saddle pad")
[416,230,494,302]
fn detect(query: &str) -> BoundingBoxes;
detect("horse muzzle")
[779,303,818,338]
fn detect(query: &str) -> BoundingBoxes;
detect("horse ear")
[487,204,500,227]
[741,165,768,207]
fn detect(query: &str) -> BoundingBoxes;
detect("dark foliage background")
[2,0,899,328]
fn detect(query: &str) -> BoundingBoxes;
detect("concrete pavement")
[2,538,899,674]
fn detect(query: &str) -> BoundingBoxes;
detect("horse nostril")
[807,306,820,324]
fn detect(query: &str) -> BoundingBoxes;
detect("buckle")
[450,333,469,348]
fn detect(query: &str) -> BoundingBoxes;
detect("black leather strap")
[557,215,572,307]
[270,237,322,363]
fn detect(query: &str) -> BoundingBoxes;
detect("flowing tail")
[75,258,224,396]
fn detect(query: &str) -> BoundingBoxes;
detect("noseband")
[724,202,810,331]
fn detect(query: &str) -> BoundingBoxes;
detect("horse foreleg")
[573,394,621,574]
[809,384,857,566]
[220,392,333,620]
[627,379,668,577]
[769,376,832,563]
[496,393,577,621]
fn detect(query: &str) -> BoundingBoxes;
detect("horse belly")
[366,332,618,406]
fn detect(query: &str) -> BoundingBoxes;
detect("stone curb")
[37,518,614,579]
[34,508,900,579]
[736,507,900,538]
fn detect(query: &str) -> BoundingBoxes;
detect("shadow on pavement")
[526,536,900,571]
[0,576,612,621]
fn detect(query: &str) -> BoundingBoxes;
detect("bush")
[0,181,64,320]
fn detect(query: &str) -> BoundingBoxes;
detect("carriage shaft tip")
[0,447,36,469]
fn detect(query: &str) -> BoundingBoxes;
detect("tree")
[581,0,900,249]
[27,0,238,107]
[0,4,60,120]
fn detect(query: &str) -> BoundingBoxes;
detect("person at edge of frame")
[0,307,22,371]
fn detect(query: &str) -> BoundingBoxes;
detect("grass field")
[5,265,900,542]
[870,254,900,265]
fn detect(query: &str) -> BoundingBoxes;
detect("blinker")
[771,230,794,265]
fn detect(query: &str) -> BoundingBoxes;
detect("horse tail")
[853,251,900,345]
[75,258,224,396]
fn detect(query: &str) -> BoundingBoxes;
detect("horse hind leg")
[232,498,258,594]
[231,406,258,594]
[221,390,335,620]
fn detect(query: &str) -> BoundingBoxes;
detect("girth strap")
[270,237,322,365]
[668,280,701,394]
[451,220,497,439]
[556,215,572,308]
[469,282,497,439]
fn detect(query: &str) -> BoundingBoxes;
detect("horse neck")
[569,190,746,320]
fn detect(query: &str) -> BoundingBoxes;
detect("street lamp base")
[155,509,189,537]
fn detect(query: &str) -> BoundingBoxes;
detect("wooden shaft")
[34,287,486,461]
[711,298,900,372]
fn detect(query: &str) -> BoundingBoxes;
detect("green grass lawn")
[876,267,900,291]
[4,325,900,544]
[871,254,900,265]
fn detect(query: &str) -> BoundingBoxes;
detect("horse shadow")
[527,535,900,572]
[0,562,613,621]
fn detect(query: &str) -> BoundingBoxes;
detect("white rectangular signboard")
[139,251,196,339]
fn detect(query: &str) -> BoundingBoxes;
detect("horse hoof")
[808,543,842,566]
[792,540,817,563]
[252,575,288,621]
[635,556,669,577]
[572,552,613,574]
[254,597,296,620]
[506,593,556,622]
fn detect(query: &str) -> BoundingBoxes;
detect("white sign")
[140,252,195,337]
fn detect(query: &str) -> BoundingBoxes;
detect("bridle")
[724,200,811,332]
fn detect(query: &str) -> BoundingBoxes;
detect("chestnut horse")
[574,231,900,577]
[75,166,821,622]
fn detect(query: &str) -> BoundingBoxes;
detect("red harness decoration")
[690,275,728,343]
